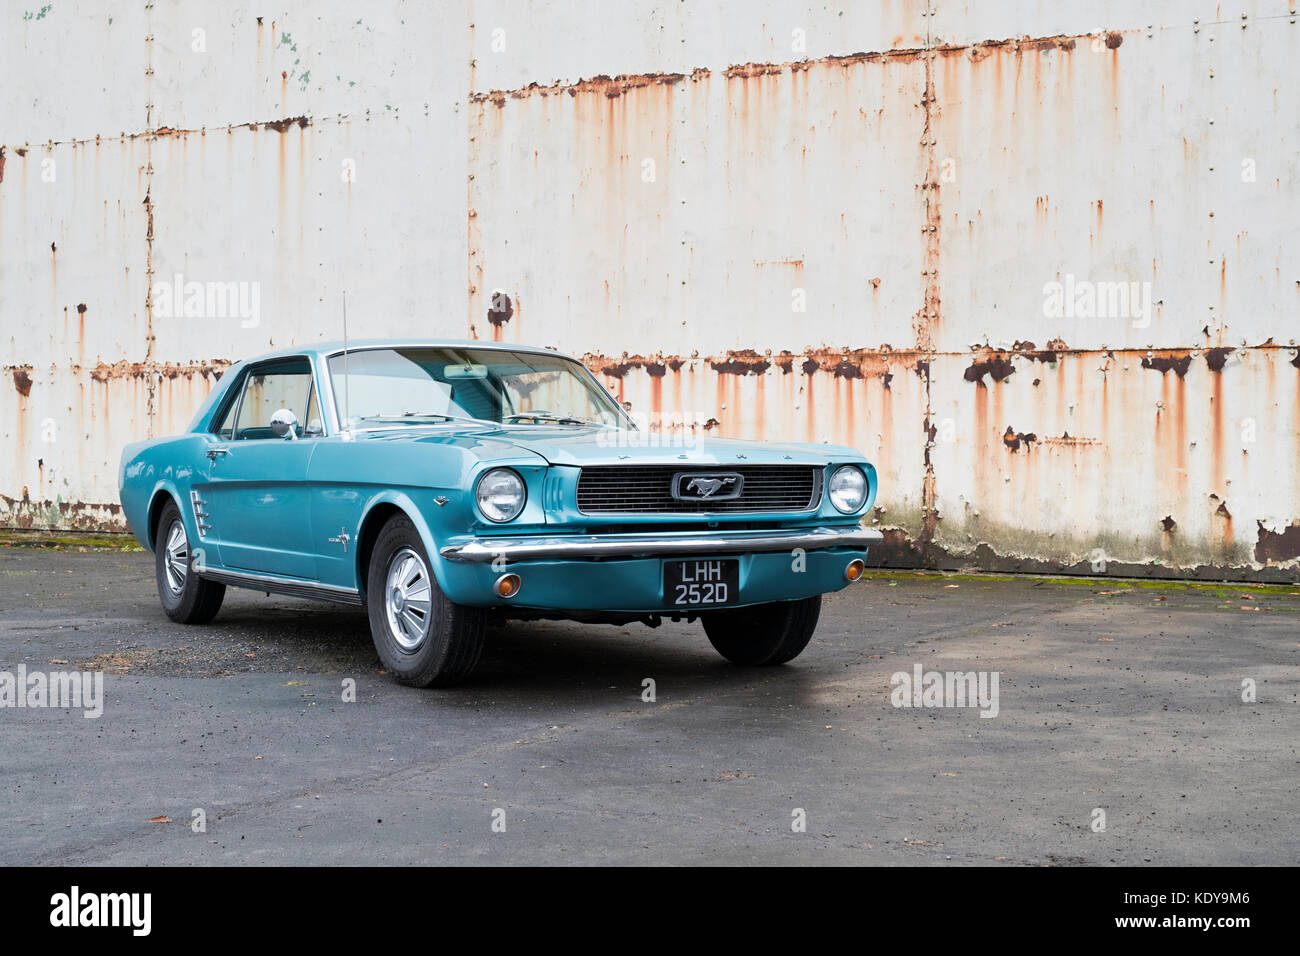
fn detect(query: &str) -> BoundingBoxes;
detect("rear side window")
[212,358,316,440]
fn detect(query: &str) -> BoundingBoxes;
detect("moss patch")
[0,529,144,552]
[859,568,1300,598]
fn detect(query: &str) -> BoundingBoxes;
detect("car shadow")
[457,618,829,707]
[205,594,823,701]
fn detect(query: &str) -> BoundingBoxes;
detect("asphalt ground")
[1,547,1296,865]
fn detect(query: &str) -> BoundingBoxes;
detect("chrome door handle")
[206,447,231,461]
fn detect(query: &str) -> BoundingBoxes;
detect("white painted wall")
[2,1,1297,576]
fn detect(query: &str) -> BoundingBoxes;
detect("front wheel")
[366,515,485,687]
[701,595,822,666]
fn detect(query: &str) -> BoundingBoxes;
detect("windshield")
[327,347,630,431]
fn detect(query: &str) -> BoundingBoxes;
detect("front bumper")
[435,526,881,611]
[440,525,882,563]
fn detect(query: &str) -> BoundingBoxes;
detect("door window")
[222,359,316,440]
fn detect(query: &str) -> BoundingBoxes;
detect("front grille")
[576,465,821,514]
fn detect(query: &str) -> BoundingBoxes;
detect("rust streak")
[474,71,691,106]
[1042,432,1101,446]
[263,115,311,133]
[469,31,1120,110]
[89,359,231,383]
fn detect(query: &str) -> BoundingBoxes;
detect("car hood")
[354,424,859,467]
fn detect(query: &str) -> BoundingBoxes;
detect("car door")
[199,356,322,579]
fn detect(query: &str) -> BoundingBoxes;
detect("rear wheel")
[154,501,225,624]
[366,515,485,687]
[701,595,822,666]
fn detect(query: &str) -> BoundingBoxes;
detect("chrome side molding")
[197,567,364,605]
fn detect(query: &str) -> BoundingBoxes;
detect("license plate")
[664,559,738,607]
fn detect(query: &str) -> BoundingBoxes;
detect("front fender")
[352,489,445,599]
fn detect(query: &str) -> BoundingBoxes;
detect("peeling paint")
[262,115,311,133]
[1255,521,1300,564]
[964,353,1016,384]
[1141,353,1194,378]
[487,292,514,327]
[0,494,124,532]
[708,350,770,377]
[1002,427,1038,452]
[1204,347,1233,373]
[88,359,231,383]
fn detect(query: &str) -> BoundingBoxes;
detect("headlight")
[828,465,867,514]
[475,468,526,522]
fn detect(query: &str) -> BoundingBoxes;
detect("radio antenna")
[342,290,351,436]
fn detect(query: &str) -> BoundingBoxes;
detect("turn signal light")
[844,559,865,582]
[495,573,522,598]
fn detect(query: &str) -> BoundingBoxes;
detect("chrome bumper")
[440,526,883,563]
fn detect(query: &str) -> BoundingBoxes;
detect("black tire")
[366,514,485,687]
[701,595,822,666]
[154,500,225,624]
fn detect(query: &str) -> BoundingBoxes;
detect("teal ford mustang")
[119,341,881,686]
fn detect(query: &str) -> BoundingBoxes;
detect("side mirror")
[270,408,299,440]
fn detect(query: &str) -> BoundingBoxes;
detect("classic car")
[118,341,882,686]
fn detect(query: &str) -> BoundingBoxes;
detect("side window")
[228,359,315,440]
[213,387,241,439]
[304,384,323,436]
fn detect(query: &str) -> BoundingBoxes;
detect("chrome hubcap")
[163,519,189,594]
[384,547,433,651]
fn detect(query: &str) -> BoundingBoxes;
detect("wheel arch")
[146,485,185,553]
[354,494,445,603]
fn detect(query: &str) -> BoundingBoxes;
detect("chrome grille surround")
[575,465,822,514]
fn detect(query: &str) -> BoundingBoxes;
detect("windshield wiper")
[354,411,608,429]
[354,413,494,426]
[504,411,602,426]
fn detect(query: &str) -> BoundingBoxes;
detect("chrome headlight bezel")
[828,465,868,514]
[475,468,527,522]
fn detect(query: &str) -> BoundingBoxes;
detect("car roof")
[237,339,581,364]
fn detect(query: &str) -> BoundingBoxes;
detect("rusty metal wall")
[1,1,469,529]
[3,1,1298,579]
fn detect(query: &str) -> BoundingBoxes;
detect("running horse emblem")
[684,476,737,498]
